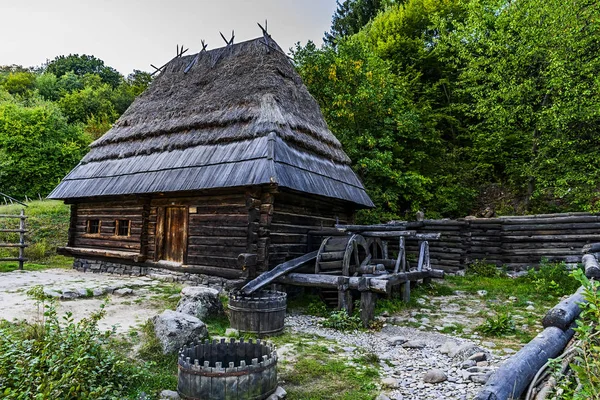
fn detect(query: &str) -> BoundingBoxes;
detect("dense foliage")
[0,58,151,200]
[0,288,137,399]
[299,0,600,220]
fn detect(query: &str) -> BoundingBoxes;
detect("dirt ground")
[0,268,172,333]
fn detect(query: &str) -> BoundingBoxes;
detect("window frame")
[115,219,131,237]
[86,219,101,235]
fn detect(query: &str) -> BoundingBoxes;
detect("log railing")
[0,209,27,270]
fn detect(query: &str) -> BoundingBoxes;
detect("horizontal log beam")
[276,269,444,294]
[475,326,574,400]
[58,246,145,262]
[582,254,600,279]
[542,287,585,331]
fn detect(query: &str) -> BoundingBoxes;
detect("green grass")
[270,333,379,400]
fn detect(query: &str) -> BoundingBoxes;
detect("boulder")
[159,390,180,400]
[152,310,208,354]
[439,340,458,355]
[423,368,447,383]
[176,286,223,320]
[381,377,399,389]
[450,343,487,361]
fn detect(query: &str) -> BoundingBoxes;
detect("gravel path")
[285,313,508,400]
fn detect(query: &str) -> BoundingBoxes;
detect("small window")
[87,219,100,234]
[116,219,130,236]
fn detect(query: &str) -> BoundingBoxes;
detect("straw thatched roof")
[48,37,373,207]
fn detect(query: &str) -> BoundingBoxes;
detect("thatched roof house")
[49,36,372,280]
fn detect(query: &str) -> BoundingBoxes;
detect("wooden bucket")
[228,290,286,335]
[178,338,277,400]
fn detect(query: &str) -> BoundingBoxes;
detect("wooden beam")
[58,246,145,262]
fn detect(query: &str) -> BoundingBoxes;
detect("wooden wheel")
[315,234,370,276]
[315,234,370,308]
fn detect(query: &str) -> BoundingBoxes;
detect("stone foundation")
[73,258,244,291]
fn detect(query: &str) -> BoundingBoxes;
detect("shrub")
[477,312,516,336]
[519,259,580,297]
[0,286,138,399]
[466,259,503,277]
[321,310,363,331]
[554,269,600,399]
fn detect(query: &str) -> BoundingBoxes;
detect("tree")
[0,100,91,198]
[324,0,391,45]
[45,54,122,88]
[1,72,36,96]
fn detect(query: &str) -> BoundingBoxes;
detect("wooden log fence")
[0,209,27,270]
[395,212,600,272]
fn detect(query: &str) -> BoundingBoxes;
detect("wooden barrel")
[228,290,286,335]
[178,338,278,400]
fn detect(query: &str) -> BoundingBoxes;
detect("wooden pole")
[19,209,25,270]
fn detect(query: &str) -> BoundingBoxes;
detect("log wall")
[269,191,354,269]
[407,212,600,272]
[147,193,249,276]
[72,199,144,253]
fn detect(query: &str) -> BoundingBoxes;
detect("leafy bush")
[554,269,600,399]
[519,259,580,297]
[477,312,516,336]
[321,310,363,331]
[466,259,504,277]
[0,286,138,399]
[307,299,329,317]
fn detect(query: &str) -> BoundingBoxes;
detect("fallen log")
[542,287,585,331]
[474,326,574,400]
[582,242,600,254]
[582,253,600,279]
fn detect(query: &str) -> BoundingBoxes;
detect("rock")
[421,317,430,325]
[61,290,79,300]
[468,352,487,362]
[76,288,89,297]
[502,348,516,354]
[159,390,180,400]
[439,340,458,355]
[342,346,356,353]
[387,336,408,346]
[225,328,239,337]
[450,343,487,361]
[477,361,489,367]
[423,368,447,383]
[266,386,287,400]
[376,394,392,400]
[460,360,476,369]
[402,340,426,349]
[176,286,223,320]
[526,305,536,311]
[92,288,106,296]
[152,310,208,354]
[477,290,488,297]
[381,377,400,389]
[470,373,492,384]
[481,341,496,348]
[508,296,517,301]
[381,311,390,317]
[114,288,133,296]
[43,288,61,298]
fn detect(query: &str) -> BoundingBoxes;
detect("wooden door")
[160,206,188,263]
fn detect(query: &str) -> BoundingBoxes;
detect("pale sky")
[0,0,337,75]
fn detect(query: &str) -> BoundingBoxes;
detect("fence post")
[19,209,25,270]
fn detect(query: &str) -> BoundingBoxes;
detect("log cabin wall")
[404,212,600,272]
[146,192,250,278]
[269,190,355,269]
[71,199,144,253]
